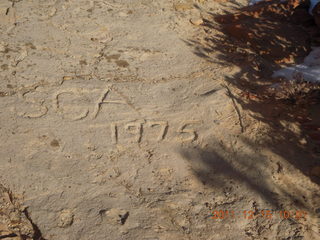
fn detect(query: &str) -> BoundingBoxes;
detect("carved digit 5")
[177,121,201,142]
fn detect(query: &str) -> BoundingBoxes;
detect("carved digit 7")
[148,121,168,141]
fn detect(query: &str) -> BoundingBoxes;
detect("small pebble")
[190,18,204,26]
[58,209,74,228]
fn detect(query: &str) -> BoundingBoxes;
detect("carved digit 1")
[111,123,118,144]
[177,121,201,142]
[148,121,168,141]
[124,122,143,143]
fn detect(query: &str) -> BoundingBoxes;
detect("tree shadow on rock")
[180,137,320,219]
[185,0,320,185]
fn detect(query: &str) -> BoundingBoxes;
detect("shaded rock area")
[188,0,320,154]
[215,0,317,64]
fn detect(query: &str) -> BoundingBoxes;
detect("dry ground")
[0,0,319,239]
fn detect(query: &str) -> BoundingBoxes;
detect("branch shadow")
[179,137,320,221]
[184,0,320,191]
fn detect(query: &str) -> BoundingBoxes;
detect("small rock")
[193,205,203,214]
[213,195,226,205]
[0,42,7,52]
[190,18,203,26]
[58,210,74,228]
[119,12,128,17]
[115,60,129,68]
[49,7,57,17]
[14,48,28,66]
[299,138,307,145]
[195,224,206,229]
[63,76,73,81]
[175,215,189,228]
[105,208,129,225]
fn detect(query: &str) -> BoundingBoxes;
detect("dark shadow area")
[23,209,47,240]
[185,0,320,188]
[180,142,320,209]
[180,141,320,237]
[181,146,281,207]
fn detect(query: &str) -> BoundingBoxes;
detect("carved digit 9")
[124,122,143,143]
